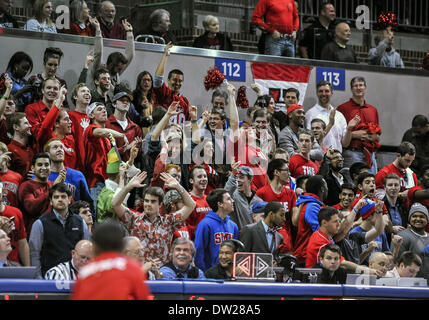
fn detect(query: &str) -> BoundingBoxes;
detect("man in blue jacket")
[194,188,239,271]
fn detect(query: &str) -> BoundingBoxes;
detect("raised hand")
[122,19,133,32]
[189,105,198,121]
[231,158,242,172]
[167,100,180,116]
[4,75,12,92]
[127,171,147,189]
[250,83,261,95]
[89,17,100,32]
[160,172,180,190]
[375,199,384,213]
[164,42,173,56]
[201,106,210,123]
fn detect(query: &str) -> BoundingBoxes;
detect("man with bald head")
[97,1,126,40]
[321,22,357,63]
[122,236,162,279]
[368,251,388,277]
[45,240,94,280]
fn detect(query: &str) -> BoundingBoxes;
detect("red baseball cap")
[287,104,304,115]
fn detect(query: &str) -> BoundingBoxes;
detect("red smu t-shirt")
[69,110,90,171]
[305,229,344,268]
[153,82,190,126]
[186,194,211,240]
[289,154,318,178]
[0,170,23,207]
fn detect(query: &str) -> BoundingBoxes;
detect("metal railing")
[299,0,429,31]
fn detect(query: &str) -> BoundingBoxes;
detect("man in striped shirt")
[45,240,93,280]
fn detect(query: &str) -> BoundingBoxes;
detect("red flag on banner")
[251,62,313,112]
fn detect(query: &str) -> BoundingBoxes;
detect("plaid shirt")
[120,208,185,265]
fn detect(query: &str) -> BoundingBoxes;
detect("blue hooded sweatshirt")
[296,193,324,233]
[194,211,239,271]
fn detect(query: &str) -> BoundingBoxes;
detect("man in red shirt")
[375,141,418,192]
[306,206,340,268]
[289,129,319,178]
[36,86,77,169]
[105,90,142,162]
[71,219,152,300]
[25,77,60,140]
[332,183,356,214]
[251,0,299,57]
[17,153,54,235]
[7,112,34,177]
[153,42,190,126]
[187,165,211,239]
[0,179,30,266]
[337,76,380,174]
[257,158,297,250]
[69,83,92,171]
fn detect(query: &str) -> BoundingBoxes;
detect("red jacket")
[25,100,50,139]
[82,124,111,188]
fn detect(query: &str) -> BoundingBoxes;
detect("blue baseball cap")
[250,201,268,215]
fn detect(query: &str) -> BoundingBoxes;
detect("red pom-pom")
[204,66,225,91]
[236,86,249,109]
[377,12,398,30]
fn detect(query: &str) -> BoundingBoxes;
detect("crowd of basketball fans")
[0,0,429,292]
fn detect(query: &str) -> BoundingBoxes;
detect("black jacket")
[39,210,85,276]
[193,31,233,51]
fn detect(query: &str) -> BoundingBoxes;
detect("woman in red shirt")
[65,0,95,37]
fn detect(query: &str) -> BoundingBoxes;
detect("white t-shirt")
[305,103,348,152]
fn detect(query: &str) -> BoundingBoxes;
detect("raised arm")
[121,19,135,75]
[342,114,361,148]
[112,171,147,219]
[151,101,179,141]
[155,42,173,79]
[226,82,239,133]
[364,200,385,243]
[90,17,103,74]
[334,196,367,242]
[160,172,196,221]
